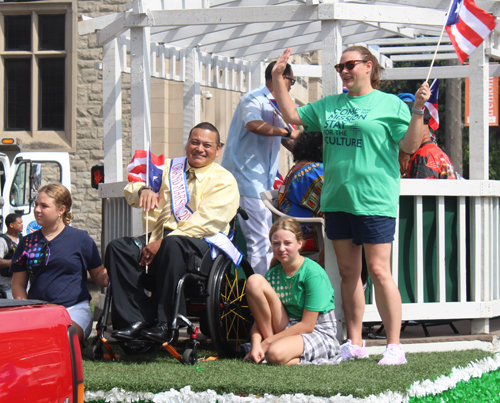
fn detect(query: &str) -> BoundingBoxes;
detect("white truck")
[0,138,71,235]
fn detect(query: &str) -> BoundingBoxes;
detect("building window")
[0,2,76,151]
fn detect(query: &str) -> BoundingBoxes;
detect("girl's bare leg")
[245,274,289,338]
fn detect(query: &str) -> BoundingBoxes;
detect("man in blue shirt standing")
[222,61,300,275]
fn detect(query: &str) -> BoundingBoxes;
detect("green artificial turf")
[409,368,500,403]
[82,341,493,399]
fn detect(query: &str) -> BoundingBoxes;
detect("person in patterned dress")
[277,131,324,252]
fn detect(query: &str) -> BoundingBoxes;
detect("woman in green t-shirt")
[271,46,431,366]
[244,217,340,365]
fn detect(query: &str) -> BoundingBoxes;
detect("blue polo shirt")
[222,84,284,199]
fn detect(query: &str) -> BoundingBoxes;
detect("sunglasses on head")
[334,60,368,73]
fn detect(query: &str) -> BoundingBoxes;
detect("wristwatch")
[139,185,153,196]
[283,128,292,138]
[412,107,424,115]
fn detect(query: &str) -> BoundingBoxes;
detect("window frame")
[0,1,77,152]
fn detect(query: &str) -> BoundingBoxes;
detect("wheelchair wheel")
[206,255,253,358]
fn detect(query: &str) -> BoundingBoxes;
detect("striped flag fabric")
[127,149,165,193]
[274,170,284,190]
[425,79,440,131]
[445,0,496,64]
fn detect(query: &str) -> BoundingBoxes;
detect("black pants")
[105,233,209,327]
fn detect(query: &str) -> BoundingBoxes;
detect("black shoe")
[112,321,149,340]
[141,322,172,343]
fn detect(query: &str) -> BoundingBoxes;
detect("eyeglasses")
[334,60,368,73]
[283,76,296,86]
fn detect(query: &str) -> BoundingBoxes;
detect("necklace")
[283,273,294,289]
[43,224,64,241]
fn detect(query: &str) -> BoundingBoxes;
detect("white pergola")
[80,0,500,338]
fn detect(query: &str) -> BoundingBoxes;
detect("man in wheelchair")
[105,122,240,343]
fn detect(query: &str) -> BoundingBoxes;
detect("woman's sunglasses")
[334,60,367,73]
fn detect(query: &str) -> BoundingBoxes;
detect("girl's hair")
[343,45,380,90]
[38,183,73,225]
[268,217,303,269]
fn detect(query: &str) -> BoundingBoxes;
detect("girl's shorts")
[287,309,341,365]
[66,300,93,340]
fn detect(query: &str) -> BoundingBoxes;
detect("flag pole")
[426,21,448,83]
[145,142,150,274]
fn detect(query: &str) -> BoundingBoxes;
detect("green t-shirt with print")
[297,90,411,218]
[265,257,335,319]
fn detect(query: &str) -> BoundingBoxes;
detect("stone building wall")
[75,0,131,250]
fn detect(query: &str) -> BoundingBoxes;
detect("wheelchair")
[88,209,254,364]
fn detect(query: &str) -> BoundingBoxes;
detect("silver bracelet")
[412,107,424,115]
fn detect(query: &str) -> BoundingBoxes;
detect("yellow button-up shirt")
[124,160,240,239]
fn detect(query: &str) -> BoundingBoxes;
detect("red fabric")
[406,142,457,179]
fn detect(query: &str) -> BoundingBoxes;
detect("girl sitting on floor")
[243,217,341,365]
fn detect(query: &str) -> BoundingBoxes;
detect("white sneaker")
[340,339,369,361]
[378,343,407,365]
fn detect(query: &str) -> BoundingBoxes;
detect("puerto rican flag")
[274,170,284,190]
[127,148,165,193]
[425,79,440,131]
[445,0,496,64]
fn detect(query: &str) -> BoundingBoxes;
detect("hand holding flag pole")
[127,147,165,274]
[426,0,495,83]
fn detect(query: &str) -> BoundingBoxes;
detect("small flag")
[274,170,283,190]
[425,79,440,131]
[127,149,165,193]
[445,0,496,64]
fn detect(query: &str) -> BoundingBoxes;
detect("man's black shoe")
[141,322,172,343]
[111,321,149,340]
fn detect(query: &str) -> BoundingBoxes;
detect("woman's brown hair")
[38,183,73,225]
[343,45,380,90]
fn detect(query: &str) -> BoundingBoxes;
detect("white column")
[130,26,151,155]
[321,19,343,96]
[102,38,123,183]
[183,48,201,145]
[469,42,489,180]
[321,15,344,339]
[469,42,490,334]
[130,26,151,236]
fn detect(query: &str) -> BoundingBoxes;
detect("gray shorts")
[287,309,342,365]
[66,300,93,340]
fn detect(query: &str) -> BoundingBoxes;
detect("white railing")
[361,180,500,328]
[118,38,251,92]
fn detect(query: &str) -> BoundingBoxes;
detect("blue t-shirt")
[222,84,284,199]
[10,225,102,307]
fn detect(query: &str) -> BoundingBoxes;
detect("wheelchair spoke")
[221,308,250,322]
